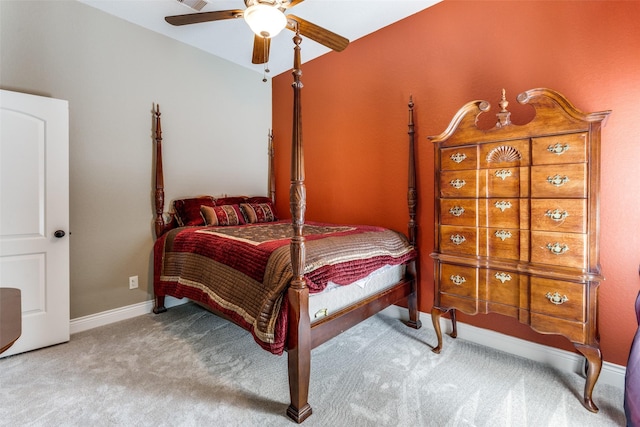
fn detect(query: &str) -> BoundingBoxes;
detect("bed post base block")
[404,262,421,330]
[153,295,167,314]
[152,306,167,314]
[405,318,422,329]
[286,403,312,424]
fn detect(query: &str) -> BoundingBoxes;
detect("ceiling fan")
[165,0,350,65]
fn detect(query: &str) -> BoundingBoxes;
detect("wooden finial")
[496,88,512,128]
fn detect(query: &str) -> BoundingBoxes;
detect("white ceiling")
[79,0,441,77]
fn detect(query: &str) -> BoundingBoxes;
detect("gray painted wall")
[0,0,272,318]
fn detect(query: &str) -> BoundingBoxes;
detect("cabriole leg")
[574,343,601,413]
[431,307,445,353]
[431,307,457,353]
[450,308,458,338]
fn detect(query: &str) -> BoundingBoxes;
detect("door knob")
[54,230,65,238]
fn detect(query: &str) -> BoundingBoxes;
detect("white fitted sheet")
[309,264,405,323]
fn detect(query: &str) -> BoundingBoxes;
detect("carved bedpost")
[286,32,312,424]
[154,104,165,239]
[268,129,276,204]
[152,104,168,314]
[407,96,417,248]
[405,96,422,330]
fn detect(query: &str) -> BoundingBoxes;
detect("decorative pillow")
[200,204,246,226]
[214,196,247,206]
[246,196,273,204]
[246,196,278,219]
[173,196,215,226]
[240,202,277,224]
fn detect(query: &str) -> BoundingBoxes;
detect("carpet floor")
[0,303,626,426]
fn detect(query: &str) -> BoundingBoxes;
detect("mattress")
[309,264,405,323]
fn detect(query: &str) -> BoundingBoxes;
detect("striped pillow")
[200,204,246,226]
[240,203,277,224]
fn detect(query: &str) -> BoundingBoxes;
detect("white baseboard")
[382,305,626,391]
[70,301,625,391]
[69,296,188,335]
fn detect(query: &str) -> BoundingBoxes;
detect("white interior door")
[0,89,69,357]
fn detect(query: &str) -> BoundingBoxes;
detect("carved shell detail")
[486,145,522,163]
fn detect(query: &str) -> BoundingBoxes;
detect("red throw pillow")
[173,196,215,226]
[214,196,247,206]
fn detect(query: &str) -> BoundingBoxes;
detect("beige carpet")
[0,303,626,426]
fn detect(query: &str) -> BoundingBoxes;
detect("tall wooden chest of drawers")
[429,88,610,412]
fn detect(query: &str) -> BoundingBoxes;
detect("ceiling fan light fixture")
[244,4,287,38]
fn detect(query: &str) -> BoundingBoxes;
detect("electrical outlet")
[129,275,139,290]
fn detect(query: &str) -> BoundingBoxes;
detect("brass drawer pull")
[546,242,569,255]
[494,230,512,241]
[449,206,465,217]
[545,209,569,222]
[450,179,466,189]
[547,174,570,187]
[545,291,569,305]
[494,200,512,212]
[547,143,570,155]
[495,169,512,180]
[450,153,467,163]
[450,275,466,286]
[494,272,512,283]
[450,234,466,245]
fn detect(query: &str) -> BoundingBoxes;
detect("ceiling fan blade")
[252,35,271,64]
[285,15,349,52]
[283,0,305,9]
[165,10,243,26]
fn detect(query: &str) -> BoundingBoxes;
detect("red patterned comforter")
[154,220,416,354]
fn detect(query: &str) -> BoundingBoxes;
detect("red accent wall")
[272,0,640,366]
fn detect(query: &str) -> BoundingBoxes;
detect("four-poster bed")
[151,33,421,423]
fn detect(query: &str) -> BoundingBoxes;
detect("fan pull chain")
[262,39,270,82]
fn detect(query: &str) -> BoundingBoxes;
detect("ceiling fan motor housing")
[244,2,288,38]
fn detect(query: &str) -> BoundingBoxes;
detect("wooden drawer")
[530,313,587,344]
[439,225,477,256]
[530,277,586,322]
[441,146,478,170]
[486,167,526,198]
[532,133,587,165]
[439,293,480,315]
[530,231,587,269]
[478,227,521,261]
[440,170,478,198]
[441,198,527,230]
[531,199,587,233]
[440,199,477,226]
[531,163,586,198]
[441,168,529,198]
[440,263,478,299]
[485,269,520,307]
[479,139,530,169]
[479,198,523,229]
